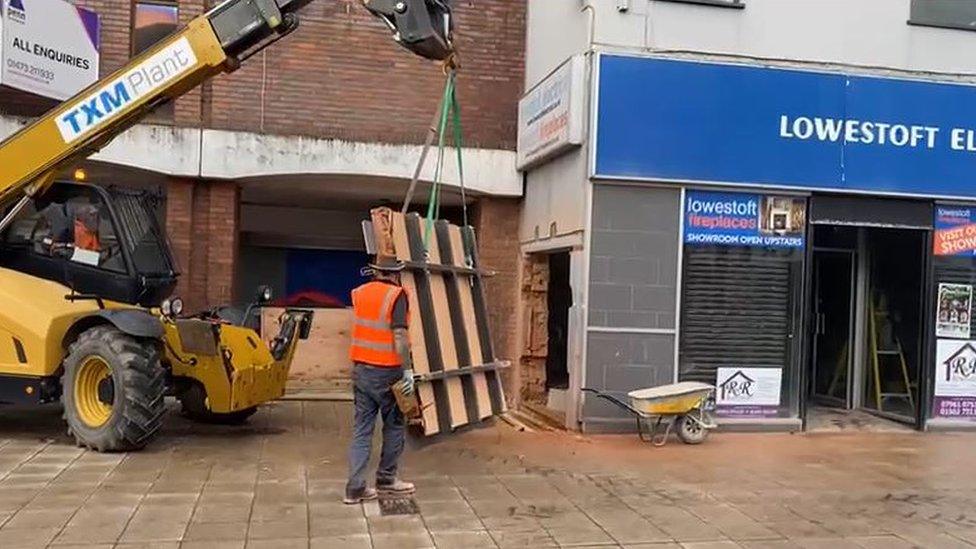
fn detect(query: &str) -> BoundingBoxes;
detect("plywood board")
[406,215,467,429]
[446,224,493,419]
[389,213,441,435]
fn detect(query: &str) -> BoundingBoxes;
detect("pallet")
[370,208,508,436]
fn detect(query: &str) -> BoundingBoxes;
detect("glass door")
[811,249,856,408]
[861,228,924,424]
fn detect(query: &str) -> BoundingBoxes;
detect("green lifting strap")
[423,69,467,251]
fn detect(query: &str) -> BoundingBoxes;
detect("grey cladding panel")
[583,332,675,421]
[589,185,680,330]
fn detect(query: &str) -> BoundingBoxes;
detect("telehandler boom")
[0,0,454,451]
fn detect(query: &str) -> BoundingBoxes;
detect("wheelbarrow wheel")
[675,412,709,445]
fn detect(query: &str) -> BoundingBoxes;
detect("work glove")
[401,369,416,395]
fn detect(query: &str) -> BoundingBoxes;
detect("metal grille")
[379,497,421,516]
[679,246,795,383]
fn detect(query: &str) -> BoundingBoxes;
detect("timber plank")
[435,221,482,422]
[447,224,493,419]
[413,215,468,428]
[388,212,443,435]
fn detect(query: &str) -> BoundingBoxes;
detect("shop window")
[132,1,179,118]
[910,0,976,31]
[654,0,745,9]
[678,191,806,419]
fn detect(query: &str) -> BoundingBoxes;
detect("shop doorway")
[811,249,855,408]
[519,251,573,421]
[806,225,926,429]
[546,252,571,391]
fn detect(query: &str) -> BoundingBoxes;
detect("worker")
[344,255,416,505]
[72,204,101,252]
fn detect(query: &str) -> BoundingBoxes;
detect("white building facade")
[521,0,976,432]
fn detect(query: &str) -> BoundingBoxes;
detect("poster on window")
[934,339,976,418]
[684,191,806,249]
[934,206,976,256]
[714,367,783,418]
[937,283,972,339]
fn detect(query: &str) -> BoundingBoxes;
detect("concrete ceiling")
[238,173,473,209]
[60,164,473,211]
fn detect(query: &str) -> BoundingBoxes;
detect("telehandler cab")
[0,0,454,451]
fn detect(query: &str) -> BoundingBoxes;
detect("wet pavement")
[0,401,974,548]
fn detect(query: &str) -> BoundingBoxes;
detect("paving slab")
[1,402,976,548]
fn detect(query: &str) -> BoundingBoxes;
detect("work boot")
[343,487,378,505]
[377,478,416,495]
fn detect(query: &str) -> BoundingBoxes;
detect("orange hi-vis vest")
[349,281,408,367]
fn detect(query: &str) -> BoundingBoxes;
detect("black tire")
[61,325,166,452]
[179,384,258,425]
[675,412,710,445]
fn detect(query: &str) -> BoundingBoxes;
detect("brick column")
[165,178,240,312]
[472,197,522,406]
[165,178,195,302]
[204,181,240,306]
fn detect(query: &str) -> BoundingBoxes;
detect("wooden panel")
[390,213,441,435]
[413,216,468,428]
[368,207,507,435]
[448,225,493,419]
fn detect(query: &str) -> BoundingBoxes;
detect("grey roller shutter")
[679,246,796,384]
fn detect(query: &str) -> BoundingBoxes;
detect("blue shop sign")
[595,55,976,199]
[684,191,806,249]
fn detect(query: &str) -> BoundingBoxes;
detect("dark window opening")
[546,252,572,391]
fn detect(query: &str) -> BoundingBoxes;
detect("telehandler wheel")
[179,384,258,425]
[61,325,166,452]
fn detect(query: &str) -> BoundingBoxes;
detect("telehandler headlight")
[257,285,273,304]
[161,297,184,318]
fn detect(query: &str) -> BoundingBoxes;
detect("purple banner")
[933,397,976,418]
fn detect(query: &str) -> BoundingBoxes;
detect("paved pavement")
[0,401,974,548]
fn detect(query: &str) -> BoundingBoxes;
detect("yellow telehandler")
[0,0,455,451]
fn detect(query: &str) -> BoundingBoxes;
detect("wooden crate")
[371,208,508,436]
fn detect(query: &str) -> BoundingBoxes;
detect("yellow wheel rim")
[74,356,113,428]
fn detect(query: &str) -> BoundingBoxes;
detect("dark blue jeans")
[346,363,405,494]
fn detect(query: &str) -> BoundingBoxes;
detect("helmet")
[367,255,406,273]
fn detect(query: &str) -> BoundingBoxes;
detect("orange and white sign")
[935,206,976,256]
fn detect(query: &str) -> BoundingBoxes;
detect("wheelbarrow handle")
[581,388,643,417]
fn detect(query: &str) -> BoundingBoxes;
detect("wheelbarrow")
[582,382,717,446]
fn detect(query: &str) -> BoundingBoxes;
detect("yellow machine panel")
[162,313,307,414]
[0,266,122,377]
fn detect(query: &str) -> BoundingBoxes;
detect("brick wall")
[166,177,239,311]
[209,0,525,149]
[1,0,525,149]
[473,197,523,405]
